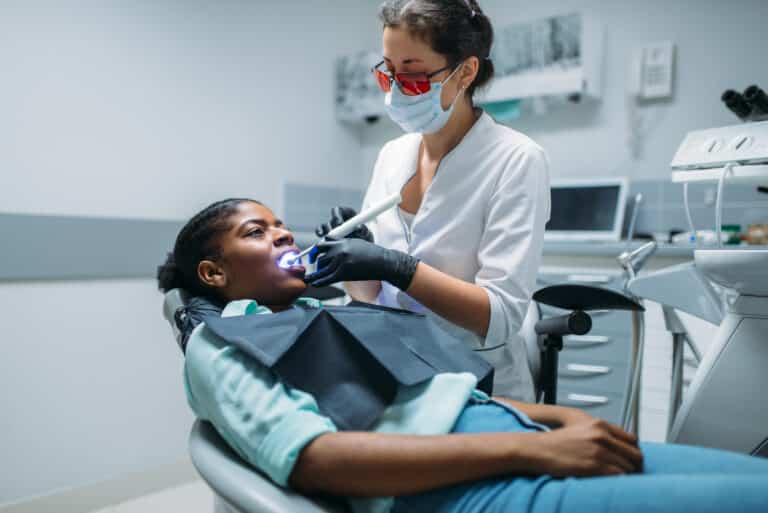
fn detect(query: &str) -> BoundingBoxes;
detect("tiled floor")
[87,480,213,513]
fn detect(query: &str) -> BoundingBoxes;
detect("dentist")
[307,0,550,400]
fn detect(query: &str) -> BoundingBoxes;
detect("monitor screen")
[546,183,625,239]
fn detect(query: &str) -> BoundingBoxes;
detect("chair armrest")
[534,311,592,337]
[533,284,644,312]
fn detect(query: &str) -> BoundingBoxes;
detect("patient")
[158,198,768,513]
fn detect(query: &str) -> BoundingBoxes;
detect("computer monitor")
[545,178,629,241]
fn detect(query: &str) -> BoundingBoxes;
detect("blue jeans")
[391,400,768,513]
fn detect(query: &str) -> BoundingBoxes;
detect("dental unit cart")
[633,120,768,456]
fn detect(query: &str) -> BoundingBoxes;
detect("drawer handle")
[566,274,612,284]
[564,335,612,347]
[562,363,612,376]
[565,393,610,406]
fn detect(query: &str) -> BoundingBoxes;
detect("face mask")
[384,64,464,134]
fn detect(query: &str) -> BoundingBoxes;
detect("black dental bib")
[201,301,494,431]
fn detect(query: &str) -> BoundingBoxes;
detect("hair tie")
[463,0,477,18]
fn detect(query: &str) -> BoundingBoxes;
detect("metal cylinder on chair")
[535,311,592,404]
[534,311,592,337]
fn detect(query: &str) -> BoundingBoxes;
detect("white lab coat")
[362,111,551,401]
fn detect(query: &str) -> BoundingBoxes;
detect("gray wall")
[360,0,768,188]
[0,0,374,504]
[0,0,374,219]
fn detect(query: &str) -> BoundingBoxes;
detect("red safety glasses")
[372,60,455,96]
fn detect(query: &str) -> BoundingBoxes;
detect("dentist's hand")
[315,206,374,243]
[305,238,419,291]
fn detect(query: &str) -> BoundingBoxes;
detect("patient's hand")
[556,407,598,429]
[522,419,642,477]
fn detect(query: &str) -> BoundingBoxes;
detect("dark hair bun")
[157,252,185,292]
[379,0,495,100]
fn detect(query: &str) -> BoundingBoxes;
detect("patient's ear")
[198,259,227,289]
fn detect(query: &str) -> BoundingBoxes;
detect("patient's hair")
[157,198,261,298]
[379,0,494,100]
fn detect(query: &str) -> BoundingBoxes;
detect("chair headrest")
[163,288,191,349]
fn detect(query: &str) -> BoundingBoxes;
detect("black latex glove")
[315,206,374,243]
[304,238,419,291]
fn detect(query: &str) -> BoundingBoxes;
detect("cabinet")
[536,269,632,424]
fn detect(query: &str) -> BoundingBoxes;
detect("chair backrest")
[189,420,348,513]
[163,288,190,351]
[519,300,542,401]
[162,289,349,513]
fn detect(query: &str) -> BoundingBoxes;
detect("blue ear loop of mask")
[384,63,465,134]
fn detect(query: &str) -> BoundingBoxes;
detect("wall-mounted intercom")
[630,41,675,100]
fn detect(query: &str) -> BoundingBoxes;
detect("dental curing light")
[278,192,402,269]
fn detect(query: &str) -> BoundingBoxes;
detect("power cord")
[715,163,736,248]
[683,182,697,245]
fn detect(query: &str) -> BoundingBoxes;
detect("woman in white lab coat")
[306,0,550,400]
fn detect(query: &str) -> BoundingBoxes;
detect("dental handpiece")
[286,192,402,265]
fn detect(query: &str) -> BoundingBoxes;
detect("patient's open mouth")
[277,251,305,276]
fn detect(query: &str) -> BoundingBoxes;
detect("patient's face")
[212,202,306,306]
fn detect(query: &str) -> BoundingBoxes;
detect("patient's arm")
[291,431,525,496]
[290,425,642,497]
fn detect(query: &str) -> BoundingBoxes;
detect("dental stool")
[163,289,350,513]
[526,284,644,405]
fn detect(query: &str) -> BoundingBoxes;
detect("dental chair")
[163,288,350,513]
[164,284,641,513]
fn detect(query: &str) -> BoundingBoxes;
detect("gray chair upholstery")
[189,420,348,513]
[163,289,349,513]
[163,288,190,349]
